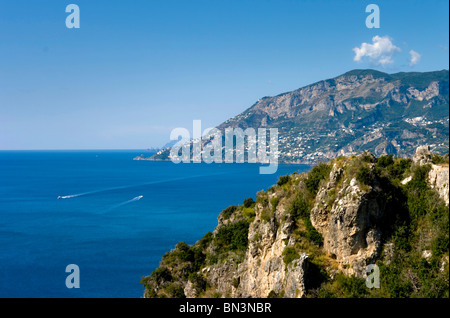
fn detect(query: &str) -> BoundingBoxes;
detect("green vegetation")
[303,217,323,246]
[431,153,449,165]
[305,163,331,195]
[288,192,310,221]
[149,267,172,284]
[282,246,300,266]
[311,152,449,298]
[256,190,269,206]
[267,290,285,298]
[317,274,368,298]
[214,220,250,252]
[270,196,279,213]
[166,283,185,298]
[221,205,237,220]
[243,197,254,208]
[287,192,323,246]
[277,175,291,186]
[188,272,207,296]
[356,165,372,185]
[242,207,255,219]
[143,151,449,299]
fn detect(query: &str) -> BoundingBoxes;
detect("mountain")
[147,69,449,163]
[141,147,449,298]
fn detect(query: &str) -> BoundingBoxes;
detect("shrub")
[431,235,449,258]
[288,192,310,221]
[221,205,237,220]
[242,207,255,219]
[356,165,372,185]
[268,290,285,298]
[261,208,272,222]
[387,158,412,180]
[267,290,278,298]
[166,283,186,298]
[189,246,206,272]
[256,190,269,205]
[277,175,291,186]
[243,197,254,208]
[270,196,279,213]
[214,221,250,252]
[188,272,207,296]
[361,152,376,163]
[304,217,323,246]
[150,267,172,284]
[162,241,206,272]
[175,242,192,262]
[282,246,299,266]
[305,163,331,195]
[431,153,449,165]
[317,273,368,298]
[377,154,394,168]
[405,165,432,222]
[198,231,213,250]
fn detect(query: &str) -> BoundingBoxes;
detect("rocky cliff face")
[180,191,311,298]
[413,145,449,206]
[429,165,449,206]
[141,148,449,298]
[229,199,308,298]
[310,162,384,277]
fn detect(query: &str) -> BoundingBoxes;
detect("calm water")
[0,150,309,298]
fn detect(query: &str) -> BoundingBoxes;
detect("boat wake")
[57,194,83,200]
[102,195,144,213]
[55,172,224,201]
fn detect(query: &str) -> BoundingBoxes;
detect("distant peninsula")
[139,69,449,164]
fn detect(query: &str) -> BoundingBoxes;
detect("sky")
[0,0,448,150]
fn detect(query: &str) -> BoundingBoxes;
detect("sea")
[0,150,310,298]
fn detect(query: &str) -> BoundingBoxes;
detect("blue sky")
[0,0,448,150]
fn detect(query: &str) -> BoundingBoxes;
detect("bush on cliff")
[305,163,331,195]
[214,220,250,252]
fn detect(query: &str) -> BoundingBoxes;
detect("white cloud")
[353,35,401,67]
[409,50,422,66]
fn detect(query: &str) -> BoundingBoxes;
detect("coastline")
[133,155,319,166]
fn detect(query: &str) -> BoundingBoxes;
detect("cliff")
[141,147,449,298]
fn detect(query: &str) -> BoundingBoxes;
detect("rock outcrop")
[311,161,384,277]
[429,164,449,206]
[199,197,309,298]
[413,145,449,206]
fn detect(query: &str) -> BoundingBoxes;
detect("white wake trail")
[56,171,227,200]
[102,195,144,213]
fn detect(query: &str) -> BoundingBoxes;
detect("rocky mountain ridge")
[145,69,449,163]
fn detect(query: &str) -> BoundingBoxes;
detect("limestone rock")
[231,203,308,298]
[311,162,384,277]
[413,145,432,165]
[428,164,449,206]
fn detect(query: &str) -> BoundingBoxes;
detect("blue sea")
[0,150,309,298]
